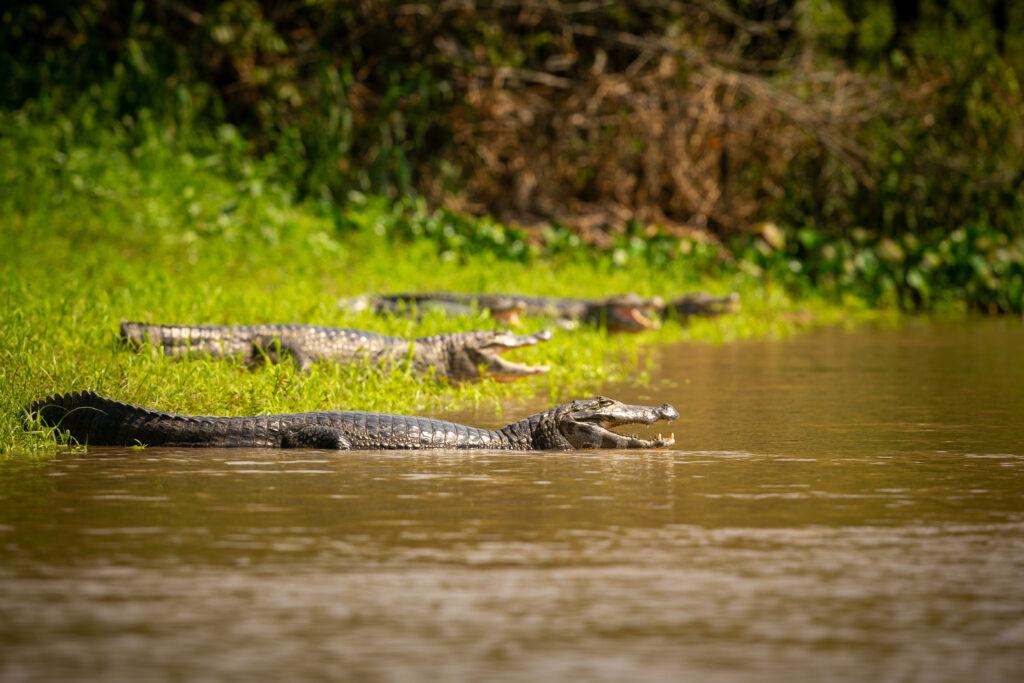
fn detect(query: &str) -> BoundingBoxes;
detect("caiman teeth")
[644,431,676,447]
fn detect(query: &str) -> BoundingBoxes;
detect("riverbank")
[0,122,883,456]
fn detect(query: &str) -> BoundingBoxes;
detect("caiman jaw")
[576,420,676,448]
[608,305,661,333]
[488,303,526,328]
[476,329,553,382]
[560,398,679,449]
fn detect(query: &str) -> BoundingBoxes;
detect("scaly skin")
[666,292,741,318]
[28,393,679,451]
[338,294,525,323]
[340,293,665,332]
[120,321,552,382]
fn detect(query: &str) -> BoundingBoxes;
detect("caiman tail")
[120,320,259,359]
[26,391,267,448]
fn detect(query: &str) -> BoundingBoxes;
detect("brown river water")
[2,319,1023,682]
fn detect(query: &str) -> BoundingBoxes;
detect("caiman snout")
[558,397,680,450]
[448,328,555,382]
[484,329,553,348]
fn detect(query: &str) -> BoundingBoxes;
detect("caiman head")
[584,294,665,333]
[475,296,528,327]
[532,396,679,449]
[439,329,553,382]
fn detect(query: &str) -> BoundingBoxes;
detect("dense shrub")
[2,1,1022,311]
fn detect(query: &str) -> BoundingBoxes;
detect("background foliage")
[2,0,1023,311]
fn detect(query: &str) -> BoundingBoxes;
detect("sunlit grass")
[0,120,883,455]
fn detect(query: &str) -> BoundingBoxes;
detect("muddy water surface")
[2,319,1023,681]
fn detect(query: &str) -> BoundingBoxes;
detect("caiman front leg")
[280,424,352,449]
[250,335,314,371]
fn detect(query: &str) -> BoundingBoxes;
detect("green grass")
[0,118,884,455]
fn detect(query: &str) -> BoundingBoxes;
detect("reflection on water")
[2,319,1023,681]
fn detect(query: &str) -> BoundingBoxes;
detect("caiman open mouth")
[486,300,527,328]
[579,417,675,448]
[607,305,662,332]
[562,398,680,449]
[477,329,553,382]
[489,309,523,327]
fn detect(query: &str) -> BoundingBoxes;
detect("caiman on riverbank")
[340,293,667,332]
[665,292,741,318]
[120,321,551,382]
[340,293,527,324]
[28,392,678,451]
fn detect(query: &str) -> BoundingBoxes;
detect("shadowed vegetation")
[2,0,1021,311]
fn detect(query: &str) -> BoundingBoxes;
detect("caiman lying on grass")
[666,292,741,318]
[120,321,551,382]
[28,393,679,451]
[340,293,666,332]
[339,293,527,324]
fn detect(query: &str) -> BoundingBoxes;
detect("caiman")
[120,321,551,382]
[28,392,679,451]
[666,292,741,318]
[338,294,526,325]
[340,293,665,332]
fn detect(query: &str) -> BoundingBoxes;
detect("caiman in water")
[120,321,551,382]
[28,393,679,451]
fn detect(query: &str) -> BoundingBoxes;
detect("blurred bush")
[2,0,1022,311]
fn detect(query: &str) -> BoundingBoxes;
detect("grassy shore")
[1,121,882,456]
